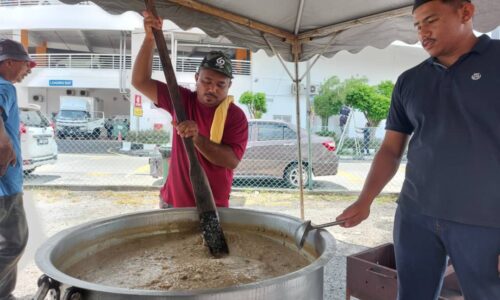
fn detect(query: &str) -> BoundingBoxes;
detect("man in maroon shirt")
[132,11,248,208]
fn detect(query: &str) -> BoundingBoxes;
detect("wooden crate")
[346,243,463,300]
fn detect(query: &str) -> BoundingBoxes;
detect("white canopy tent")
[60,0,500,218]
[60,0,500,61]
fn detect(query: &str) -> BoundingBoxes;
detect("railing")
[30,53,252,75]
[153,56,251,75]
[31,53,132,70]
[0,0,91,6]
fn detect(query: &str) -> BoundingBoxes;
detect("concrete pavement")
[24,153,406,193]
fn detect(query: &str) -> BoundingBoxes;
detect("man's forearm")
[357,146,403,205]
[192,135,239,169]
[0,110,9,143]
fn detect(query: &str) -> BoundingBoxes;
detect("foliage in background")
[239,91,267,119]
[126,130,170,145]
[313,76,368,127]
[315,129,337,140]
[345,80,394,127]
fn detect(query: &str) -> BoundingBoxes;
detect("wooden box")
[346,243,463,300]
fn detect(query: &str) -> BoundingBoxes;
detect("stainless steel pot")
[35,208,336,299]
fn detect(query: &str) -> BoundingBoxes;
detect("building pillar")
[35,41,47,67]
[36,41,47,54]
[235,48,249,60]
[20,29,29,49]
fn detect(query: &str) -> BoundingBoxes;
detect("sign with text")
[49,80,73,87]
[133,94,143,117]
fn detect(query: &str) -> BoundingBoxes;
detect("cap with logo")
[0,39,36,68]
[413,0,471,12]
[199,51,233,78]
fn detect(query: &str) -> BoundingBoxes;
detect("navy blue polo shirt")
[386,35,500,228]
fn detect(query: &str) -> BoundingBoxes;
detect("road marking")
[337,170,364,183]
[134,164,150,175]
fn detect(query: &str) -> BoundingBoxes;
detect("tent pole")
[293,0,306,35]
[262,34,295,81]
[305,59,313,190]
[293,40,305,220]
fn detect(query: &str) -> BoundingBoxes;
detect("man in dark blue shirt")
[336,1,500,299]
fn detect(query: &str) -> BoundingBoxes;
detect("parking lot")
[24,153,406,193]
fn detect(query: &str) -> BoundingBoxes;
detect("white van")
[19,104,58,174]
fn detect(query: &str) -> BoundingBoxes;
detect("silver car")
[235,120,339,187]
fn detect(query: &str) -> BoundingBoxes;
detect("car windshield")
[58,110,89,119]
[19,110,50,127]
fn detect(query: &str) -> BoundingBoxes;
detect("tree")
[313,76,343,128]
[345,80,394,127]
[376,80,394,98]
[239,91,267,119]
[313,76,368,128]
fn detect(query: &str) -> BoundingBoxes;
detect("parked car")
[19,104,58,174]
[235,120,339,187]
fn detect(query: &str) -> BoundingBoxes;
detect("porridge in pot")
[65,223,313,290]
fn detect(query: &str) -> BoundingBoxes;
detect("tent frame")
[163,0,413,219]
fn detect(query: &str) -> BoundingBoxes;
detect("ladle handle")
[315,219,346,228]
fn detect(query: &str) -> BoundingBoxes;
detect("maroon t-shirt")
[156,81,248,207]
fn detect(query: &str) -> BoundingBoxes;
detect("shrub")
[126,130,170,145]
[315,130,337,139]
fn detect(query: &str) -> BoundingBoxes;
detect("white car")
[19,104,58,174]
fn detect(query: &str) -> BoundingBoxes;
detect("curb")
[24,184,162,192]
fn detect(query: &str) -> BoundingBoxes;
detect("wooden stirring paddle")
[144,0,229,257]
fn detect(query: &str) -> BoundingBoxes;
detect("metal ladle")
[294,219,346,249]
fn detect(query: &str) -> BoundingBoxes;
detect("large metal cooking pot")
[35,208,335,299]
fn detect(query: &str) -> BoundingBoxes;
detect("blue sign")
[49,80,73,87]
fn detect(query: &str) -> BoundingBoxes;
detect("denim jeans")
[0,193,28,299]
[394,205,500,300]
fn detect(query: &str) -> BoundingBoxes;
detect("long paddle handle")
[144,0,216,213]
[315,219,346,229]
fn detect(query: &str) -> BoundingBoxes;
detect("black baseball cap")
[199,51,233,78]
[413,0,471,12]
[0,39,36,68]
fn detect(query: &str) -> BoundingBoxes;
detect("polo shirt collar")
[470,34,491,54]
[426,34,491,67]
[0,75,10,85]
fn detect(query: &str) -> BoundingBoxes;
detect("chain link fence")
[21,108,405,193]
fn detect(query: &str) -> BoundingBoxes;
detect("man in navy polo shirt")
[336,0,500,299]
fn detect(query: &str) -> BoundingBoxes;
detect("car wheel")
[284,163,310,188]
[92,129,101,139]
[23,168,35,175]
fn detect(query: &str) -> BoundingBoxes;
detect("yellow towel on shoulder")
[210,95,233,144]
